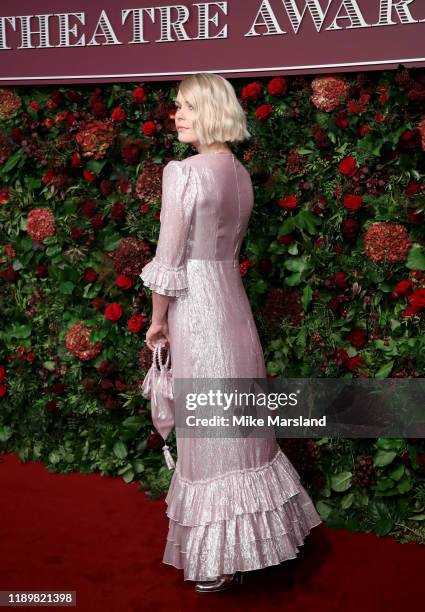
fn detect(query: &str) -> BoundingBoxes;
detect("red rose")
[83,170,96,182]
[267,77,287,96]
[54,382,65,394]
[392,280,414,298]
[407,208,424,224]
[406,182,422,195]
[110,202,126,221]
[278,233,295,245]
[71,227,84,241]
[132,87,147,104]
[338,155,358,176]
[0,366,5,382]
[35,264,48,278]
[81,200,97,218]
[111,107,126,122]
[91,213,106,230]
[29,100,40,112]
[91,296,105,311]
[334,272,349,289]
[83,267,98,283]
[104,303,123,321]
[127,314,144,333]
[45,400,57,412]
[335,111,349,129]
[347,355,363,371]
[42,169,55,185]
[115,274,133,290]
[71,152,82,167]
[342,218,359,239]
[408,288,425,312]
[147,432,164,450]
[358,124,371,138]
[343,194,363,211]
[241,82,263,101]
[278,194,298,210]
[0,383,8,398]
[142,121,156,136]
[255,104,273,122]
[347,327,366,349]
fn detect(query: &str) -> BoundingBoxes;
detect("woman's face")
[174,90,199,148]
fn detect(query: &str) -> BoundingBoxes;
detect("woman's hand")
[145,318,170,351]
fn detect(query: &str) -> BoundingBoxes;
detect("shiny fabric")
[140,152,322,581]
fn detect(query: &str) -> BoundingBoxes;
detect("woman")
[139,73,322,592]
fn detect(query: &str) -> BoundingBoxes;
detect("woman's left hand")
[145,319,170,351]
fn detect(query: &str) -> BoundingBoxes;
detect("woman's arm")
[139,161,197,351]
[144,292,174,351]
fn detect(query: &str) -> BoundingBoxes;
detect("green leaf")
[396,478,411,494]
[302,285,313,309]
[104,233,122,251]
[389,464,404,481]
[341,492,354,509]
[58,281,75,295]
[0,426,13,442]
[330,471,352,492]
[295,210,322,234]
[284,256,310,273]
[406,244,425,271]
[46,244,62,257]
[42,361,56,371]
[0,149,24,174]
[10,324,32,339]
[375,360,394,379]
[113,440,128,459]
[374,450,397,467]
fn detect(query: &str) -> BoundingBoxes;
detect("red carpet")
[0,451,423,612]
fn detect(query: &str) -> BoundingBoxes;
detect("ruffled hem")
[164,449,307,526]
[162,493,322,581]
[139,258,188,297]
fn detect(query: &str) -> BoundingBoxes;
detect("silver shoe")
[194,571,244,593]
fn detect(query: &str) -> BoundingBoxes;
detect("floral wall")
[0,67,425,542]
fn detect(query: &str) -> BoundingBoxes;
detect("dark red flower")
[128,314,144,333]
[278,233,295,245]
[408,288,425,312]
[392,280,414,298]
[347,327,366,349]
[110,202,126,221]
[267,77,287,96]
[83,268,98,283]
[347,355,364,371]
[338,155,358,177]
[111,107,126,123]
[115,274,133,290]
[342,218,360,239]
[81,200,97,218]
[142,121,156,137]
[132,87,147,104]
[241,82,263,101]
[344,194,363,211]
[91,213,106,230]
[71,227,84,242]
[255,104,273,122]
[278,194,298,210]
[104,303,123,322]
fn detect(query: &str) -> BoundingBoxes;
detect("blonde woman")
[140,73,321,593]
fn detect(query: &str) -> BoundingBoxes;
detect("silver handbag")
[141,339,175,470]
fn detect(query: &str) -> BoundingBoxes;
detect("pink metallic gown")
[140,152,322,581]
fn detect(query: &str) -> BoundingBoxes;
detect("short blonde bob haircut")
[177,73,251,147]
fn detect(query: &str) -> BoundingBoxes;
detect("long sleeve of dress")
[139,160,197,297]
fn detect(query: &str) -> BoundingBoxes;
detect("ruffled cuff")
[139,258,188,297]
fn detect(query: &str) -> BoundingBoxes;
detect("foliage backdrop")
[1,66,425,544]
